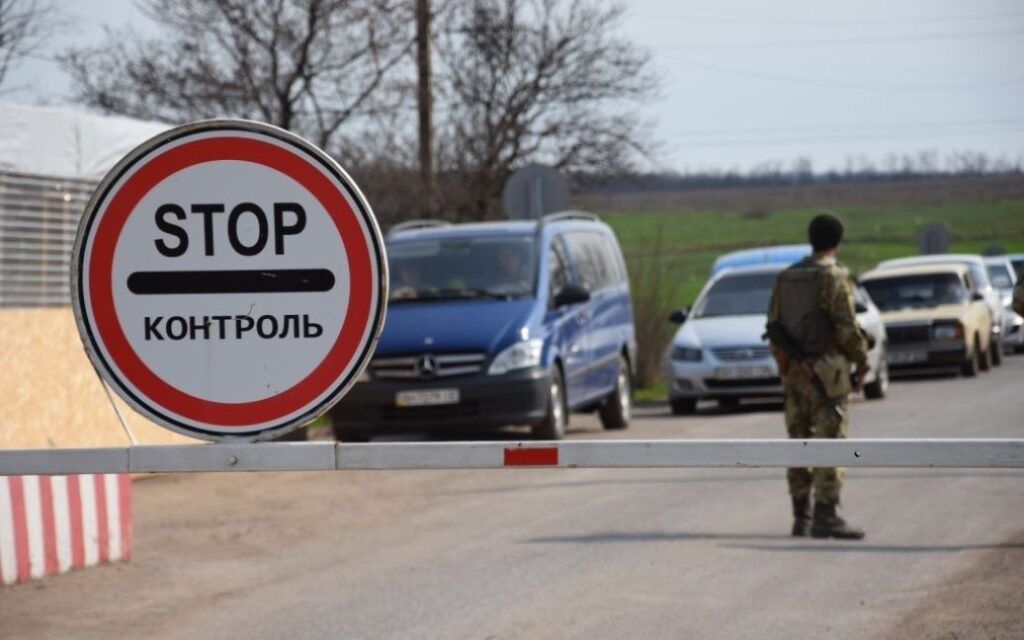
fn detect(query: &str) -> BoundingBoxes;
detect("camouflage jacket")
[767,255,869,371]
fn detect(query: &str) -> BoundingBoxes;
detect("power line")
[631,9,1024,28]
[653,28,1024,51]
[671,55,1024,92]
[663,116,1024,139]
[664,123,1024,148]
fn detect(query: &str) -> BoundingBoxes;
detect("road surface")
[3,357,1023,639]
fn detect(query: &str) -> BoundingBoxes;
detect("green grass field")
[600,200,1024,307]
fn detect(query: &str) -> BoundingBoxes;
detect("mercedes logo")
[416,354,439,380]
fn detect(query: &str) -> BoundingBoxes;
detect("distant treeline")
[577,157,1024,194]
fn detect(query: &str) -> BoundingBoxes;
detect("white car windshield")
[693,272,777,318]
[986,263,1013,291]
[863,273,966,311]
[388,235,537,301]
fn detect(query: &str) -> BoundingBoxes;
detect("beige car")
[859,264,993,377]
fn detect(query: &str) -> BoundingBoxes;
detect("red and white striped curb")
[0,474,131,586]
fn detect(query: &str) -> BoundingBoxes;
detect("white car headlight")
[669,344,703,362]
[488,338,544,375]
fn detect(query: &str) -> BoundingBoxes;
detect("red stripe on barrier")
[504,447,559,466]
[39,476,58,575]
[94,475,109,564]
[8,476,31,582]
[67,475,84,569]
[118,475,133,560]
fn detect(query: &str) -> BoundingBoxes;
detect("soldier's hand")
[851,365,869,393]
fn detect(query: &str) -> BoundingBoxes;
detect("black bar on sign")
[127,269,335,295]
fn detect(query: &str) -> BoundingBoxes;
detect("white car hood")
[672,314,770,349]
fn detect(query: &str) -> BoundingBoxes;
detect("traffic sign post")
[502,164,570,219]
[71,120,387,442]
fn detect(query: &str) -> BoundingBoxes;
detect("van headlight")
[488,339,544,375]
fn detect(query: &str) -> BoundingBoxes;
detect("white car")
[663,264,888,414]
[984,256,1024,354]
[875,255,1004,366]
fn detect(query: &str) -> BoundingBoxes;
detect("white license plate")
[715,365,776,380]
[395,388,460,407]
[887,350,927,365]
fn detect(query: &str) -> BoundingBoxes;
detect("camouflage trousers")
[783,370,849,505]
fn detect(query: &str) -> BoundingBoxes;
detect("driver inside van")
[496,245,531,291]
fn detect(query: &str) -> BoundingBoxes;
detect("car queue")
[664,246,1022,415]
[327,210,1020,440]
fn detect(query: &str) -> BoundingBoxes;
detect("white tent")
[0,103,170,180]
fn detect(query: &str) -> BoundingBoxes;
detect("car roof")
[710,244,810,275]
[713,263,788,280]
[860,263,968,280]
[876,253,984,269]
[385,212,609,242]
[983,255,1013,265]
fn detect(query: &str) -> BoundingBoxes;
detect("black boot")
[811,502,865,540]
[791,495,811,537]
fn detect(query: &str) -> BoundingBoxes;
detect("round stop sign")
[72,120,387,441]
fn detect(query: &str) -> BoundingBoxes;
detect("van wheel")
[670,398,697,415]
[533,367,567,440]
[599,355,632,430]
[990,337,1003,366]
[962,339,979,377]
[863,355,889,400]
[977,336,991,372]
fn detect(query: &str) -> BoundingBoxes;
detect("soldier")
[1013,275,1024,317]
[767,214,869,540]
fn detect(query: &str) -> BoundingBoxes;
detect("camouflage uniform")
[1014,277,1024,317]
[767,256,869,506]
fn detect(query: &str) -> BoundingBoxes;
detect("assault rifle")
[764,320,845,419]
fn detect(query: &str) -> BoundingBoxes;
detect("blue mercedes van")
[330,212,636,440]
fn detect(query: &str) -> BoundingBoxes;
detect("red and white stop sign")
[72,120,387,441]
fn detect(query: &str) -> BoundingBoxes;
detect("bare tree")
[435,0,657,218]
[61,0,414,152]
[0,0,61,91]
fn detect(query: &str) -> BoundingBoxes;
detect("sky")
[4,0,1023,174]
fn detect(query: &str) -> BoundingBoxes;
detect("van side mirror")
[854,302,868,314]
[669,308,688,324]
[971,292,985,302]
[553,283,590,307]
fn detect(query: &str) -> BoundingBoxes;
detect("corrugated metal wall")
[0,171,96,308]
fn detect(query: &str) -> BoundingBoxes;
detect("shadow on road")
[636,399,785,421]
[524,531,1024,554]
[525,531,791,544]
[440,469,1023,496]
[722,542,1024,554]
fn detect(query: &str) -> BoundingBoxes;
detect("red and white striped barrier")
[1,439,1022,476]
[0,474,131,586]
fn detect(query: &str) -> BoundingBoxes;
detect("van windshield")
[388,235,537,302]
[862,273,965,311]
[693,273,777,318]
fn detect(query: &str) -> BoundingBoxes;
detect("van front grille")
[371,353,487,380]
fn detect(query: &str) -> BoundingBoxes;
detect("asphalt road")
[3,357,1023,640]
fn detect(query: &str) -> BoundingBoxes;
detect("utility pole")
[416,0,436,216]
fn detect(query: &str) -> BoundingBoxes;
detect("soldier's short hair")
[808,214,844,251]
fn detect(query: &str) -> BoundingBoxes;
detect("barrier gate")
[2,438,1023,475]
